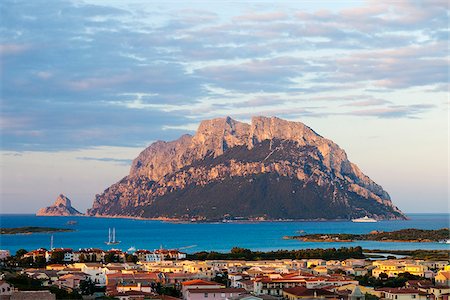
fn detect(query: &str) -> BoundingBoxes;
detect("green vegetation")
[187,246,365,260]
[0,226,74,235]
[355,272,424,288]
[289,228,449,242]
[364,249,450,261]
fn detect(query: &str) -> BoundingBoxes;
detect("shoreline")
[33,213,408,223]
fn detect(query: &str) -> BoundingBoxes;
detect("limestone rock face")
[88,116,406,220]
[37,194,83,216]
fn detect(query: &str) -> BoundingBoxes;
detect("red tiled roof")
[188,288,246,294]
[182,279,221,286]
[376,287,427,295]
[283,287,336,297]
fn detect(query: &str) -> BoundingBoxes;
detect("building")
[436,271,450,286]
[10,290,56,300]
[0,280,15,299]
[376,287,428,300]
[185,288,246,300]
[0,250,10,261]
[55,273,86,289]
[23,249,46,262]
[282,286,338,300]
[181,279,224,298]
[116,282,153,294]
[72,262,106,286]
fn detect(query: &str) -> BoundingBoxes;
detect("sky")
[0,0,448,214]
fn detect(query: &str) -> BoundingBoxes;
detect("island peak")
[37,194,83,216]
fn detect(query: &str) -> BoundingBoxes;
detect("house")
[336,283,382,298]
[75,248,105,262]
[0,250,10,261]
[429,286,450,300]
[0,280,15,299]
[184,288,246,300]
[25,269,59,286]
[253,276,306,296]
[376,287,429,300]
[23,249,46,262]
[45,248,74,263]
[181,279,224,299]
[55,273,87,289]
[228,294,279,300]
[306,259,326,268]
[116,282,153,294]
[71,262,106,286]
[436,272,450,286]
[282,286,338,300]
[108,290,154,300]
[10,290,56,300]
[342,259,366,268]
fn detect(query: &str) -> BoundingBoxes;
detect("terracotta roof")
[181,279,221,286]
[283,287,336,297]
[376,287,427,295]
[438,272,450,279]
[188,288,246,294]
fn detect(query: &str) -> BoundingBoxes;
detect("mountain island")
[87,116,405,221]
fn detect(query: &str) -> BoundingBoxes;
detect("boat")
[351,216,377,223]
[105,227,121,245]
[66,220,78,225]
[127,246,136,252]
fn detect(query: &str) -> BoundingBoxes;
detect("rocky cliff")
[88,116,405,220]
[37,194,83,216]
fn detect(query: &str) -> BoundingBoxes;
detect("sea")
[0,213,449,255]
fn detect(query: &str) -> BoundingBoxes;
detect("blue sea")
[0,214,449,255]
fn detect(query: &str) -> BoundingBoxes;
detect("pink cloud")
[0,44,30,56]
[66,74,131,91]
[233,12,288,22]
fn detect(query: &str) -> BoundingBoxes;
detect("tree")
[50,251,65,264]
[379,272,389,280]
[104,252,117,264]
[35,256,47,268]
[78,254,86,263]
[79,278,95,295]
[125,254,138,263]
[18,256,34,268]
[15,249,28,258]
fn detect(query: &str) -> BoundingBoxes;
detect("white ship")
[351,216,377,223]
[105,227,121,245]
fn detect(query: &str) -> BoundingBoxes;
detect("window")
[204,293,208,298]
[412,295,416,299]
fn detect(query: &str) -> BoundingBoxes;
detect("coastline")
[33,213,408,223]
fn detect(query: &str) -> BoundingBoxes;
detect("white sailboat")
[105,227,121,245]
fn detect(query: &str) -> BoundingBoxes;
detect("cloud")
[0,0,447,151]
[76,157,133,165]
[0,43,30,55]
[345,104,435,118]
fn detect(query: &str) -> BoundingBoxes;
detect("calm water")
[0,214,449,255]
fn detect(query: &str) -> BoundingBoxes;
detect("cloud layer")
[1,0,448,151]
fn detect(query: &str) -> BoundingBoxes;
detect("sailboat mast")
[113,227,115,243]
[109,228,111,243]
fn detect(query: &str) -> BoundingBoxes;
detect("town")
[0,247,449,300]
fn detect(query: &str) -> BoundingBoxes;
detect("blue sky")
[0,0,448,213]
